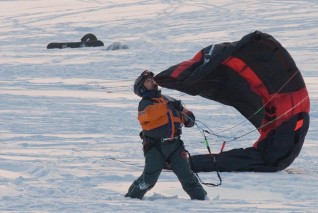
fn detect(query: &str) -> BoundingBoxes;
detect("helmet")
[134,70,154,97]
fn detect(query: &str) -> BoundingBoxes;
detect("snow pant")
[189,112,310,172]
[125,139,207,200]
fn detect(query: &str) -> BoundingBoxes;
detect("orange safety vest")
[138,96,183,139]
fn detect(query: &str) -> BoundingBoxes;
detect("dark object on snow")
[47,33,104,49]
[155,30,310,172]
[81,33,97,42]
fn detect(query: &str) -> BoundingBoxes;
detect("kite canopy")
[155,31,310,146]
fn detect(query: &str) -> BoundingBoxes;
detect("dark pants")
[190,112,310,172]
[125,139,207,199]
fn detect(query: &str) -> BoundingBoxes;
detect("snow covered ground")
[0,0,317,212]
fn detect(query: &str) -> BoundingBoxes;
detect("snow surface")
[0,0,318,212]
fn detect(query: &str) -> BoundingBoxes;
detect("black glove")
[184,111,195,127]
[167,100,184,112]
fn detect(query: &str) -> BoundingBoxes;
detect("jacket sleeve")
[138,102,168,124]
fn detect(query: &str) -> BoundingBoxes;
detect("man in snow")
[125,70,207,200]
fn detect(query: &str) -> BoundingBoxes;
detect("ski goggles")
[135,70,154,86]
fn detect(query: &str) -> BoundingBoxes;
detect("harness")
[141,131,182,163]
[144,135,180,143]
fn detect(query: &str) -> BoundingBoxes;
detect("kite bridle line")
[182,94,309,144]
[182,110,223,187]
[210,67,305,140]
[213,68,301,135]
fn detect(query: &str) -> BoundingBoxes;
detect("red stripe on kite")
[171,51,202,78]
[222,56,270,101]
[294,119,304,131]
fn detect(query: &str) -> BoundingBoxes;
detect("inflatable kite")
[155,31,310,172]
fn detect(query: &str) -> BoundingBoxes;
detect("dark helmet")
[134,70,154,97]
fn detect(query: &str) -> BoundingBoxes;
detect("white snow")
[0,0,317,212]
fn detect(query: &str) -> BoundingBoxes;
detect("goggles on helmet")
[135,70,154,86]
[134,70,154,97]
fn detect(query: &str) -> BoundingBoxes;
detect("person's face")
[143,77,158,91]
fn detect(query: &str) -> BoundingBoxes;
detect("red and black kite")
[155,31,310,172]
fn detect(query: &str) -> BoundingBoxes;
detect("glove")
[183,111,195,127]
[167,100,184,112]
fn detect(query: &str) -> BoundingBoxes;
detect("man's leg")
[125,147,165,199]
[168,140,207,200]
